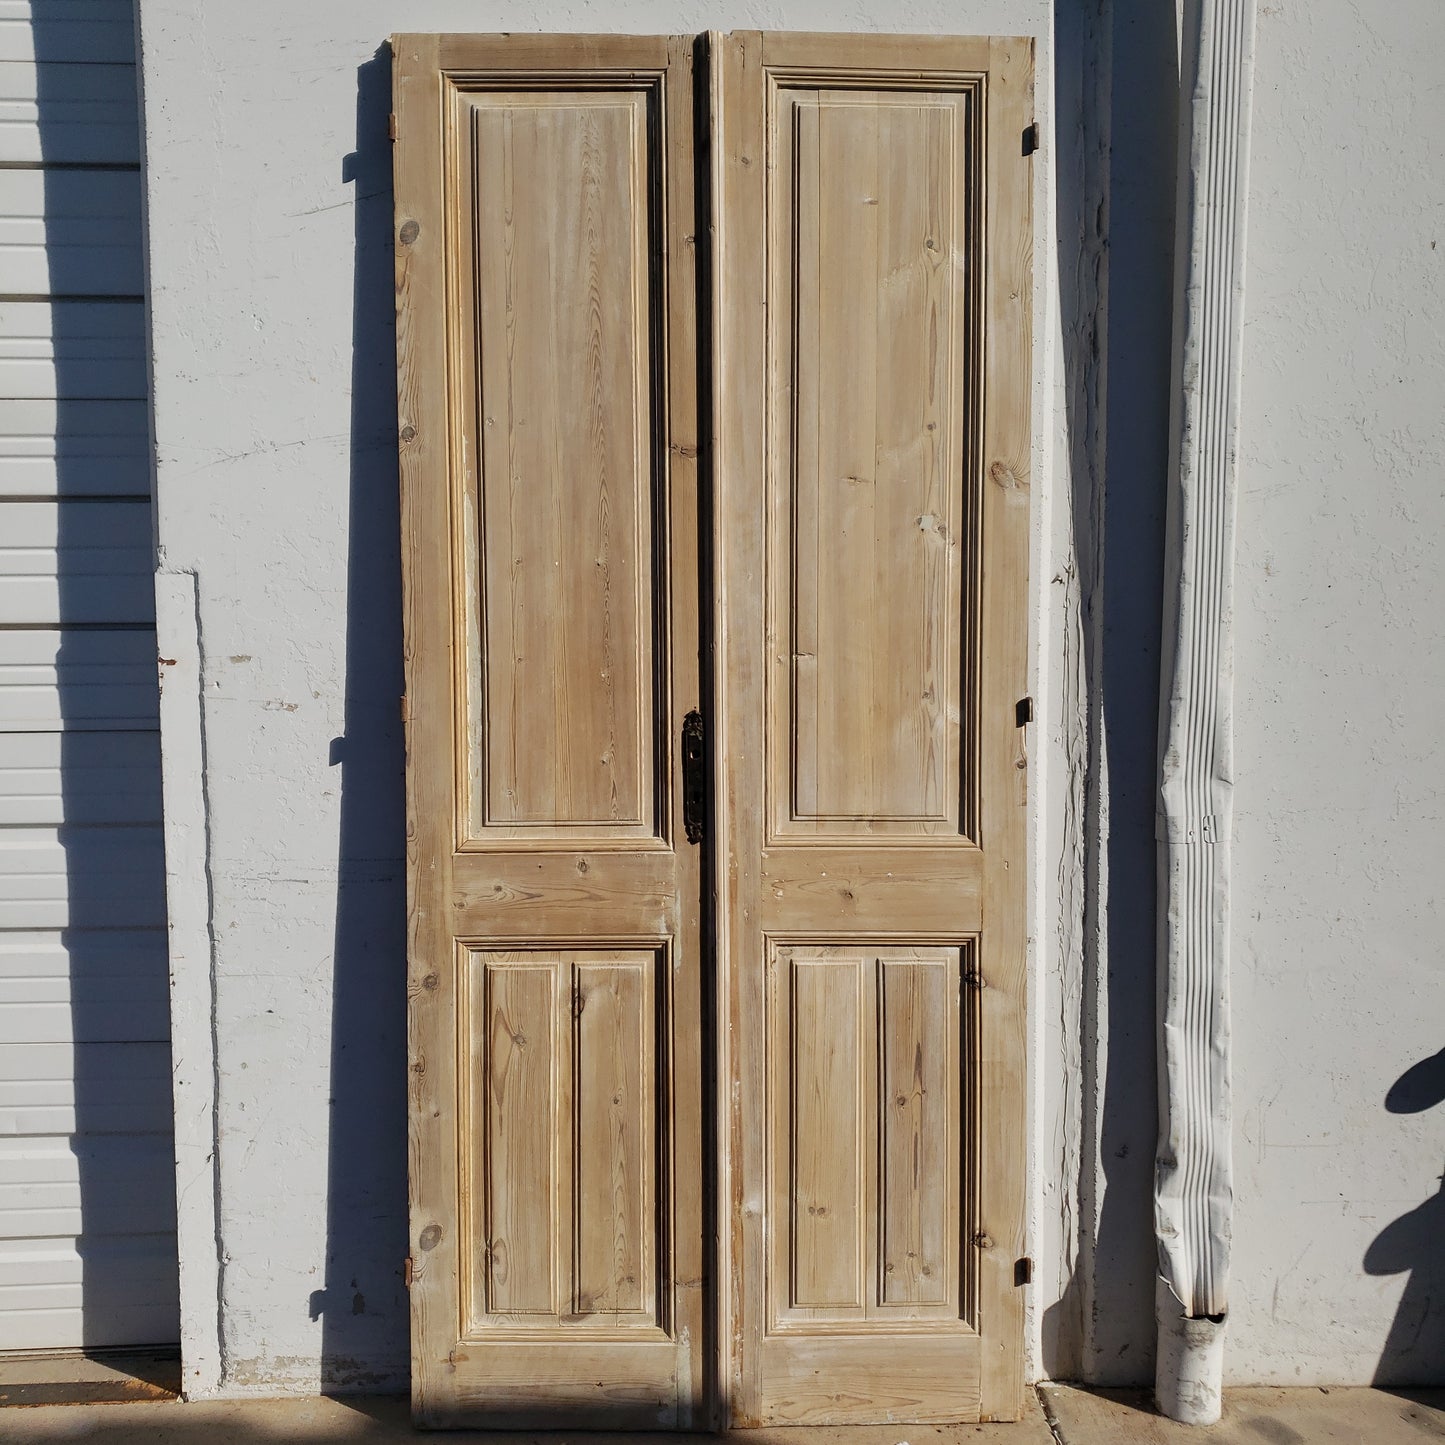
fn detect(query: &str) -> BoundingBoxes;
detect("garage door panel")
[0,2,137,65]
[0,1237,179,1353]
[0,824,166,928]
[0,301,146,401]
[0,731,161,824]
[0,629,159,731]
[0,60,139,164]
[0,0,175,1359]
[0,171,144,299]
[0,397,150,497]
[0,500,154,625]
[0,1040,171,1136]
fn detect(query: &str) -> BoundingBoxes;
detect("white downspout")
[1155,0,1257,1425]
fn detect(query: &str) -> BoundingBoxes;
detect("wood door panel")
[463,87,660,843]
[461,948,661,1332]
[767,945,965,1328]
[395,33,703,1429]
[778,90,970,838]
[716,31,1032,1425]
[779,956,865,1311]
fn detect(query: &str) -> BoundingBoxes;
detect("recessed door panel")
[463,89,660,844]
[779,91,970,838]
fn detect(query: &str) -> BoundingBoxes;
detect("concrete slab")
[1041,1384,1445,1444]
[0,1349,179,1406]
[0,1393,1057,1444]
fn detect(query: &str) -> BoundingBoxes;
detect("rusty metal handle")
[682,710,705,845]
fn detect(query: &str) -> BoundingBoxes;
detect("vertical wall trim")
[1154,0,1257,1424]
[155,567,225,1399]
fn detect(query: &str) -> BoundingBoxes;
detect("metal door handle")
[682,710,705,844]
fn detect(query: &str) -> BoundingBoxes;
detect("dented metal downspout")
[1154,0,1257,1425]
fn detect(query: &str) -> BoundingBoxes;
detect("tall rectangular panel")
[879,955,957,1307]
[464,89,658,843]
[461,947,663,1334]
[768,944,965,1327]
[574,958,654,1318]
[780,957,863,1311]
[480,961,559,1317]
[771,88,973,841]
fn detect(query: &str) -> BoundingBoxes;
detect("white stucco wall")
[135,0,1065,1397]
[1225,0,1445,1385]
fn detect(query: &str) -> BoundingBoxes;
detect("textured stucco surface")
[1225,0,1445,1386]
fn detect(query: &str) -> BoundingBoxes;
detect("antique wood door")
[394,29,1032,1430]
[392,34,707,1428]
[711,32,1033,1426]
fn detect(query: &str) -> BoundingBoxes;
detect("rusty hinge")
[400,694,410,724]
[404,1256,415,1288]
[388,112,398,142]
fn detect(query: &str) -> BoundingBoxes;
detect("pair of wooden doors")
[393,30,1032,1430]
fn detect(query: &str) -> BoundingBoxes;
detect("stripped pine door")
[392,35,707,1428]
[711,32,1034,1426]
[395,29,1033,1430]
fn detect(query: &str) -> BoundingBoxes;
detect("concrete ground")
[0,1387,1442,1442]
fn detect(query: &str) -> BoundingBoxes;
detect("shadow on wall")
[1366,1048,1445,1386]
[299,32,410,1397]
[32,0,179,1360]
[304,46,410,1391]
[1041,5,1178,1386]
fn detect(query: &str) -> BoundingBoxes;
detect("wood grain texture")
[460,950,659,1329]
[395,33,704,1429]
[482,961,559,1316]
[715,31,1033,1426]
[779,91,966,836]
[974,35,1034,1424]
[766,946,962,1328]
[466,89,655,838]
[784,957,863,1310]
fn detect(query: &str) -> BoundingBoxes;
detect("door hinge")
[1022,122,1039,156]
[1015,1256,1034,1286]
[682,709,706,844]
[388,112,398,142]
[1016,696,1033,727]
[403,1256,415,1288]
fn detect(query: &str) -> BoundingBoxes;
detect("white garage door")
[0,0,178,1353]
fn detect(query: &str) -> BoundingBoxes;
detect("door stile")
[393,32,458,1422]
[974,36,1034,1419]
[709,27,769,1428]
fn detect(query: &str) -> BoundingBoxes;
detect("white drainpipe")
[1154,0,1257,1425]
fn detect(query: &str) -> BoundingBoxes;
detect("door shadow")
[308,47,409,1392]
[1041,3,1180,1385]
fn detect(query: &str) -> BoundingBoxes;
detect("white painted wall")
[134,0,1062,1397]
[1225,0,1445,1386]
